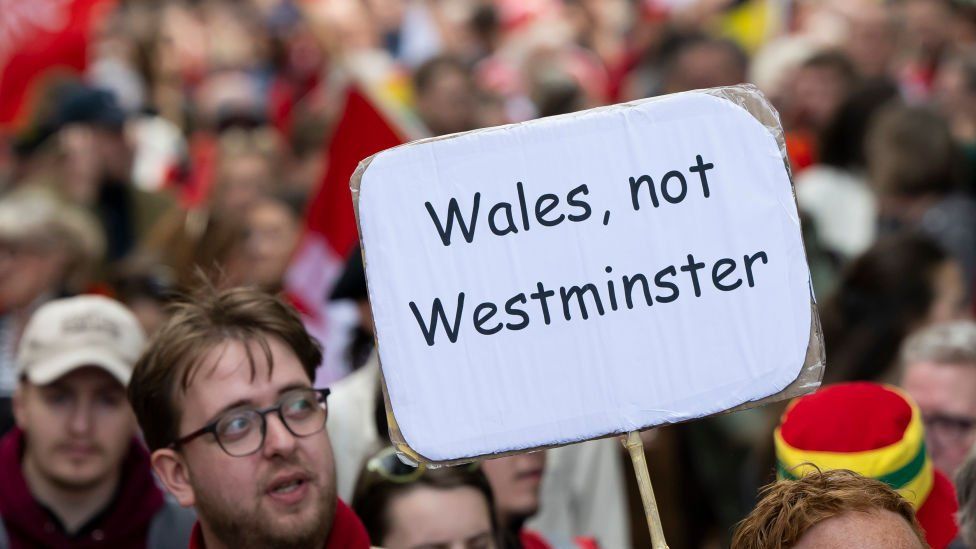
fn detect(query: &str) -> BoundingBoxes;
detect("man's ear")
[151,449,196,508]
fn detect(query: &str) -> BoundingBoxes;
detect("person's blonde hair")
[731,468,927,549]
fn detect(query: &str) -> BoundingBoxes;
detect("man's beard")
[191,467,336,549]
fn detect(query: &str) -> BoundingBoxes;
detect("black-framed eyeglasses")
[170,387,331,457]
[923,412,976,442]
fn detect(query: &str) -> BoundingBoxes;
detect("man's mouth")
[58,444,99,458]
[516,468,544,482]
[266,472,313,504]
[272,479,305,494]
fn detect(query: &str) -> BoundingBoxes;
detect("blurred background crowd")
[4,0,976,547]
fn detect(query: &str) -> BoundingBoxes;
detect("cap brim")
[24,347,132,387]
[916,469,959,549]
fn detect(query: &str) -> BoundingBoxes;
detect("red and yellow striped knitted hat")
[774,382,958,549]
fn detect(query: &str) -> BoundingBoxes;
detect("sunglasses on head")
[365,446,479,484]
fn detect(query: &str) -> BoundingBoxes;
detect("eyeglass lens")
[214,389,327,457]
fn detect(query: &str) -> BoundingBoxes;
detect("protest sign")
[352,85,824,466]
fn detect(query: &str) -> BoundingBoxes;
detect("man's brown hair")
[127,285,323,451]
[731,468,928,549]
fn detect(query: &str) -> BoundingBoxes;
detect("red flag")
[0,0,115,131]
[310,86,404,262]
[286,81,421,384]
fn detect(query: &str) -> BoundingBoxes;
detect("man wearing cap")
[0,295,194,548]
[51,84,174,262]
[773,382,959,548]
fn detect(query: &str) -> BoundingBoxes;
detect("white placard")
[357,90,812,462]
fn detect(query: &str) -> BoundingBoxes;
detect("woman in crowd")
[353,446,499,549]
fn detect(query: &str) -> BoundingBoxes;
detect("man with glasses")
[0,295,194,547]
[127,286,370,548]
[900,320,976,478]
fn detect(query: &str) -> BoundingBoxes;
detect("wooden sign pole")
[624,431,670,549]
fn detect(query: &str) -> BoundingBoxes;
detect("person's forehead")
[389,486,491,543]
[39,366,123,390]
[793,510,923,549]
[181,337,311,419]
[905,360,976,390]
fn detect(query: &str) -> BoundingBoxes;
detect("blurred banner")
[0,0,115,131]
[286,57,425,385]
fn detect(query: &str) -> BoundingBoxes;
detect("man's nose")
[68,399,95,435]
[262,412,298,458]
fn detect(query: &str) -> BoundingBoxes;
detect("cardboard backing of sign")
[351,84,825,466]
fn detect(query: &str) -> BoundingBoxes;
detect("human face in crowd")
[902,359,976,475]
[213,154,272,217]
[792,509,926,549]
[151,336,336,548]
[0,236,67,311]
[243,199,301,288]
[416,67,476,137]
[14,367,135,490]
[381,485,496,549]
[481,452,546,525]
[927,260,969,324]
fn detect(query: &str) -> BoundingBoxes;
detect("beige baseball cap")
[17,295,147,386]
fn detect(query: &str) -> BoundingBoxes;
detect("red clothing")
[187,498,370,548]
[520,529,600,549]
[520,530,554,549]
[0,427,165,549]
[916,470,960,549]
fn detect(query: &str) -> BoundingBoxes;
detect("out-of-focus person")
[796,78,900,262]
[868,105,976,291]
[0,188,104,436]
[414,55,478,136]
[329,352,629,547]
[843,1,898,79]
[126,286,370,548]
[934,49,976,194]
[731,468,928,549]
[482,452,596,549]
[935,50,976,148]
[51,84,175,263]
[900,321,976,478]
[820,232,968,383]
[328,245,375,373]
[237,191,306,292]
[0,295,194,547]
[784,51,859,156]
[207,128,280,219]
[144,127,279,289]
[898,0,954,102]
[773,382,959,548]
[660,37,749,95]
[352,447,499,549]
[955,447,976,549]
[107,255,177,337]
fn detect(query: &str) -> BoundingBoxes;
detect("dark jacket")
[0,428,194,548]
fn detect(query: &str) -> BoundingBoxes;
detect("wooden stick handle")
[625,431,669,549]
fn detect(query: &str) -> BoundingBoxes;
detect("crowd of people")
[4,0,976,547]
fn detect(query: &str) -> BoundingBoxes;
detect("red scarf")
[188,498,369,548]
